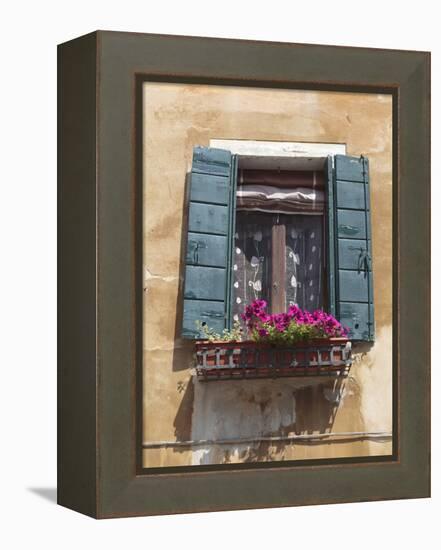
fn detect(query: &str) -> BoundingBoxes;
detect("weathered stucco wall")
[142,83,393,467]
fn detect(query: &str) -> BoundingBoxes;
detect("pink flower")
[241,299,348,341]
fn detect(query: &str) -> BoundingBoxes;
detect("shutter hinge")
[357,248,372,276]
[360,154,367,182]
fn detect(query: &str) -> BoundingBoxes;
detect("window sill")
[195,338,352,381]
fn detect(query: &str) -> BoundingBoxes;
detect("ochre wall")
[142,83,393,467]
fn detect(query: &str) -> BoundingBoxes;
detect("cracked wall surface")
[142,83,393,468]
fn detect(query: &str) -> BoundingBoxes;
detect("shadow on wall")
[185,376,359,465]
[172,172,194,372]
[294,379,346,434]
[173,376,194,445]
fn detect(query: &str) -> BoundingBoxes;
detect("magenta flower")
[241,299,348,342]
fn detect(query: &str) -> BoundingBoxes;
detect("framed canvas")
[58,31,430,518]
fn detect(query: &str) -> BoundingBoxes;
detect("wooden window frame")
[233,163,327,315]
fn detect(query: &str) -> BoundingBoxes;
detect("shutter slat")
[186,233,228,267]
[182,146,235,339]
[328,154,375,342]
[182,300,225,338]
[188,203,229,235]
[338,239,370,270]
[337,209,366,239]
[338,271,370,303]
[336,180,367,209]
[335,155,365,182]
[190,172,230,205]
[192,147,231,176]
[339,303,374,341]
[184,266,226,301]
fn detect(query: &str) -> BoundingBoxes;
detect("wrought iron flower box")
[195,338,352,381]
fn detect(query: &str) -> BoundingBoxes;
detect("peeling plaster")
[144,267,178,284]
[190,377,356,465]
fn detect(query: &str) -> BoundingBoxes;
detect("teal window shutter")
[182,146,237,339]
[327,155,375,341]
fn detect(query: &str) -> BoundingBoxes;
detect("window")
[232,167,326,318]
[182,146,374,342]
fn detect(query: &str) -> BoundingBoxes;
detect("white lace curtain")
[232,171,325,319]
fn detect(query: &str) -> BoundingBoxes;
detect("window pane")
[232,212,273,321]
[285,215,324,311]
[232,212,325,322]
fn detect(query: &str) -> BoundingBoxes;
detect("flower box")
[195,338,352,381]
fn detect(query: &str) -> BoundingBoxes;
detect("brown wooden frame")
[58,31,430,518]
[271,222,287,311]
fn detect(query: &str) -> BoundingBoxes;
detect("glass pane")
[232,212,273,322]
[285,214,324,311]
[232,212,325,321]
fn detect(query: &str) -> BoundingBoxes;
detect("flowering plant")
[241,299,348,345]
[195,320,243,342]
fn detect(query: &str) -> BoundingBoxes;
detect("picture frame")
[58,30,430,518]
